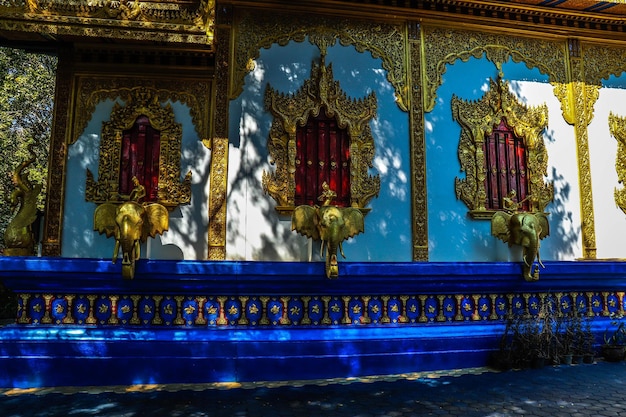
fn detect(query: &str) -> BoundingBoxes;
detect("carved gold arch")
[452,77,553,218]
[85,87,192,208]
[233,9,408,111]
[610,112,626,216]
[422,26,568,113]
[263,56,380,213]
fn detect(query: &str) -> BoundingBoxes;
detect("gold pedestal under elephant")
[94,200,169,279]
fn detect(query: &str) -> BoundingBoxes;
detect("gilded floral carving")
[452,77,553,217]
[73,77,211,146]
[85,86,192,208]
[263,56,380,212]
[422,26,568,112]
[0,0,215,45]
[610,113,626,217]
[233,9,408,111]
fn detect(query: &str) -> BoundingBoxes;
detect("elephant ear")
[341,207,365,240]
[292,205,320,240]
[143,203,170,240]
[491,211,511,244]
[536,213,550,240]
[93,203,118,238]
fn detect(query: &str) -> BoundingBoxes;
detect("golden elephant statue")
[292,204,365,279]
[94,201,169,279]
[492,211,550,281]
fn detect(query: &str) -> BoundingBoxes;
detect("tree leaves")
[0,47,57,252]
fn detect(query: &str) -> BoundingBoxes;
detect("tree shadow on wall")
[544,166,581,260]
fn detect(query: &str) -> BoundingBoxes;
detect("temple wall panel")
[426,55,583,261]
[63,97,211,260]
[226,40,412,262]
[590,80,626,259]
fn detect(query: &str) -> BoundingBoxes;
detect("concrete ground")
[1,360,625,416]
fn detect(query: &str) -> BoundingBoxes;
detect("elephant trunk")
[325,241,339,279]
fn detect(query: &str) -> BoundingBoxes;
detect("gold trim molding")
[610,112,626,217]
[232,9,408,111]
[452,77,553,216]
[0,0,215,46]
[85,86,191,208]
[422,26,568,113]
[262,56,380,212]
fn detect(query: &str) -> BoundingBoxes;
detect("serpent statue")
[3,144,41,256]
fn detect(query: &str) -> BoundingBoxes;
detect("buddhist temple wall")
[62,100,210,260]
[590,78,626,259]
[225,40,412,262]
[427,57,583,262]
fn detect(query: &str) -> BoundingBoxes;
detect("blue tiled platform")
[1,258,625,388]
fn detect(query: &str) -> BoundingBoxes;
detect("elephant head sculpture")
[94,201,169,279]
[292,204,365,279]
[492,211,550,281]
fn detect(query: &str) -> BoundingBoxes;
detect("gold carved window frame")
[85,87,192,209]
[452,77,554,219]
[262,56,380,215]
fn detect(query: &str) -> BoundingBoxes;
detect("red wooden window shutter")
[295,109,351,207]
[483,119,529,211]
[119,115,161,202]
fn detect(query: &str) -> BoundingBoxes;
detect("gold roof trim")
[0,0,215,46]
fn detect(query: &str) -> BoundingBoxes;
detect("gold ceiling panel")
[0,1,215,47]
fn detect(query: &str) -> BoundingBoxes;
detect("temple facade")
[2,0,626,387]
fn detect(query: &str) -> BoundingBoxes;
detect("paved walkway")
[1,361,625,416]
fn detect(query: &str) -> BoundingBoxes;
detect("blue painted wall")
[227,39,412,262]
[426,57,583,262]
[62,100,210,260]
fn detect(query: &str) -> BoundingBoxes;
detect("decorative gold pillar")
[555,39,600,259]
[206,5,233,260]
[409,22,428,261]
[42,47,73,256]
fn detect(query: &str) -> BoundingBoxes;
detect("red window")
[119,115,161,202]
[295,108,351,207]
[483,119,529,211]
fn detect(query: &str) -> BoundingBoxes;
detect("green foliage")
[0,47,57,253]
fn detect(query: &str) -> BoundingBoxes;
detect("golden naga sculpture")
[291,183,365,279]
[94,177,169,279]
[3,144,41,256]
[491,191,550,282]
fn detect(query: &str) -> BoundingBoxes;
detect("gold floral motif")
[422,26,568,112]
[0,1,215,46]
[558,45,600,259]
[583,44,626,86]
[408,30,428,261]
[610,112,626,218]
[208,137,229,260]
[84,86,192,209]
[452,77,553,216]
[263,56,380,211]
[233,9,407,110]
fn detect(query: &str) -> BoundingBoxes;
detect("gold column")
[556,39,600,259]
[207,5,233,260]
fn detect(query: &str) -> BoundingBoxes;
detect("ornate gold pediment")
[262,55,380,213]
[85,86,191,208]
[452,77,553,218]
[0,1,215,46]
